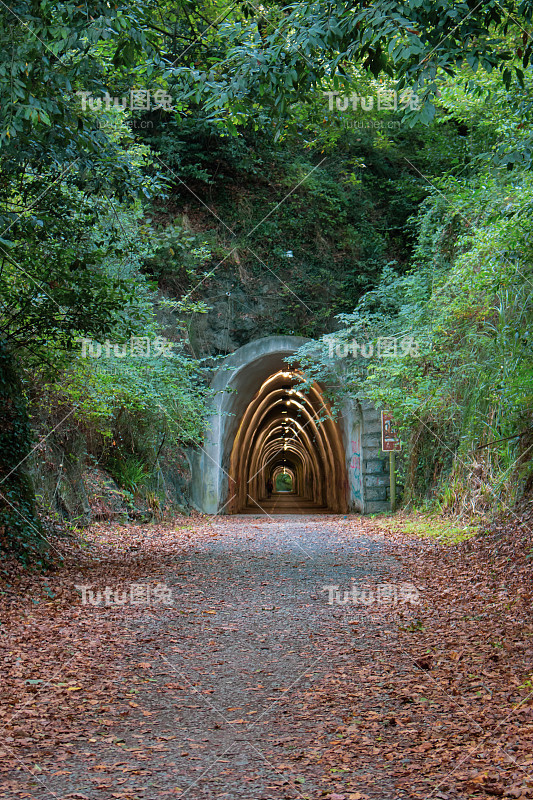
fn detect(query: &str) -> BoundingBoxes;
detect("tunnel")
[227,368,347,513]
[189,336,389,516]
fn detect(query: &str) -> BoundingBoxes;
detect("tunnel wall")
[188,336,390,514]
[339,398,391,514]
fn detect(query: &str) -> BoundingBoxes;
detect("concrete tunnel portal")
[189,336,390,516]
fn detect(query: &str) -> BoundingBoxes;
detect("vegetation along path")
[1,514,532,800]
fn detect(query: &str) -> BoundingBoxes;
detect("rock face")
[83,468,129,521]
[30,432,192,526]
[157,253,318,360]
[31,429,92,525]
[188,279,292,357]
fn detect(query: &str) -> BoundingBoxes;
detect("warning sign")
[381,411,401,452]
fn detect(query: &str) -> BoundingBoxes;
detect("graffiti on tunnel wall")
[349,433,362,502]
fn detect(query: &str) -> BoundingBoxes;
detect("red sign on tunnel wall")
[381,411,401,451]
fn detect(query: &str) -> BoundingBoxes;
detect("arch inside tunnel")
[227,368,347,513]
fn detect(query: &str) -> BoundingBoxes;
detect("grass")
[373,511,479,545]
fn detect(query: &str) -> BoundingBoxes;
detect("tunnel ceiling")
[228,369,347,514]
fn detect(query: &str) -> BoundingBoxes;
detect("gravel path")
[4,515,409,800]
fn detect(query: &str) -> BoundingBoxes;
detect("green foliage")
[0,190,153,361]
[142,220,213,301]
[0,2,212,556]
[0,343,45,559]
[47,342,211,451]
[296,71,533,513]
[1,0,532,558]
[185,0,532,131]
[142,111,453,344]
[107,458,149,496]
[275,472,293,491]
[0,0,166,204]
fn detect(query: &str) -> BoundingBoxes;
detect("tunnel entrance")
[189,336,390,516]
[227,367,347,514]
